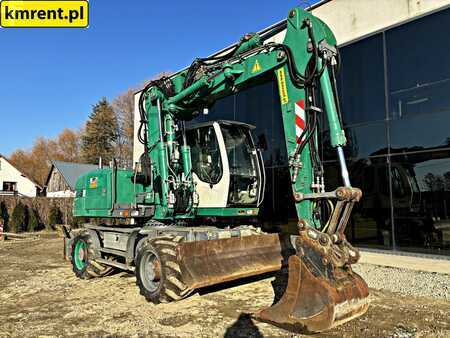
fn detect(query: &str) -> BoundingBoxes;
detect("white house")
[0,154,41,197]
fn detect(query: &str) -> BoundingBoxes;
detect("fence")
[0,191,27,197]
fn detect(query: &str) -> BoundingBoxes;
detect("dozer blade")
[177,233,296,290]
[255,229,369,333]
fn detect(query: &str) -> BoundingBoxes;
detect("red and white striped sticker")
[295,99,306,144]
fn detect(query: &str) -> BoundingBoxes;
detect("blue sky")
[0,0,315,156]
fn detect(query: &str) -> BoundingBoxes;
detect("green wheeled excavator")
[66,7,369,333]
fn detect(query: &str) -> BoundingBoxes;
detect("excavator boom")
[138,7,370,332]
[71,6,369,334]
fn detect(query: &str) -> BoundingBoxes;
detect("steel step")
[95,258,134,272]
[99,247,128,257]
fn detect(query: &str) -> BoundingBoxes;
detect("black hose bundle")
[278,18,342,179]
[137,76,175,150]
[182,33,258,89]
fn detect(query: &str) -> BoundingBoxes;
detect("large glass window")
[235,82,275,167]
[208,94,234,121]
[324,158,393,249]
[235,80,287,167]
[201,80,285,168]
[385,7,450,256]
[389,112,450,151]
[322,122,388,162]
[338,33,386,125]
[387,9,450,98]
[390,152,450,255]
[387,8,450,154]
[186,7,450,257]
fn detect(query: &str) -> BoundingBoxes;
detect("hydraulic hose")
[329,62,344,126]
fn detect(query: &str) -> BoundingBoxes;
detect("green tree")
[28,208,40,232]
[0,202,9,232]
[48,205,63,230]
[10,202,28,233]
[81,98,118,164]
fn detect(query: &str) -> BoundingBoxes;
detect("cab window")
[186,126,223,185]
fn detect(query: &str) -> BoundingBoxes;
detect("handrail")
[0,190,26,197]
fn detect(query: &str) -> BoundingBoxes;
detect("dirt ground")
[0,236,449,338]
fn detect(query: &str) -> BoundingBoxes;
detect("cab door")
[186,121,265,209]
[220,122,265,207]
[186,122,230,208]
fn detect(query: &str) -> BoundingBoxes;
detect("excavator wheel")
[135,235,192,304]
[71,231,114,279]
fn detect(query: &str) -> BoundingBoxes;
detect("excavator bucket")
[255,227,369,333]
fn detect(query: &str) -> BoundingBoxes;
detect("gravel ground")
[0,237,449,337]
[353,264,450,300]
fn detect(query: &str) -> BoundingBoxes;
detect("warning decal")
[89,177,98,189]
[252,59,262,73]
[295,99,306,144]
[277,68,289,104]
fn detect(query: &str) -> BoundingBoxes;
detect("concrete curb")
[359,251,450,275]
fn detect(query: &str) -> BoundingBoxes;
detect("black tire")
[135,235,192,303]
[71,231,113,279]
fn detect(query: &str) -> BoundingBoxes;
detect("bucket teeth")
[255,231,369,333]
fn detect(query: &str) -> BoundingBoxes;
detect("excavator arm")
[71,7,368,333]
[140,8,350,226]
[135,7,369,332]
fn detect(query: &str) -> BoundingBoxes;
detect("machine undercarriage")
[67,186,368,332]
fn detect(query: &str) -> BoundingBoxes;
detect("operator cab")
[185,120,265,209]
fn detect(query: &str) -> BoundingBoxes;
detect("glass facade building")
[194,7,450,257]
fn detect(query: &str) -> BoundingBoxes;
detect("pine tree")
[81,98,119,164]
[10,202,28,233]
[28,208,40,232]
[0,202,9,232]
[48,205,63,230]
